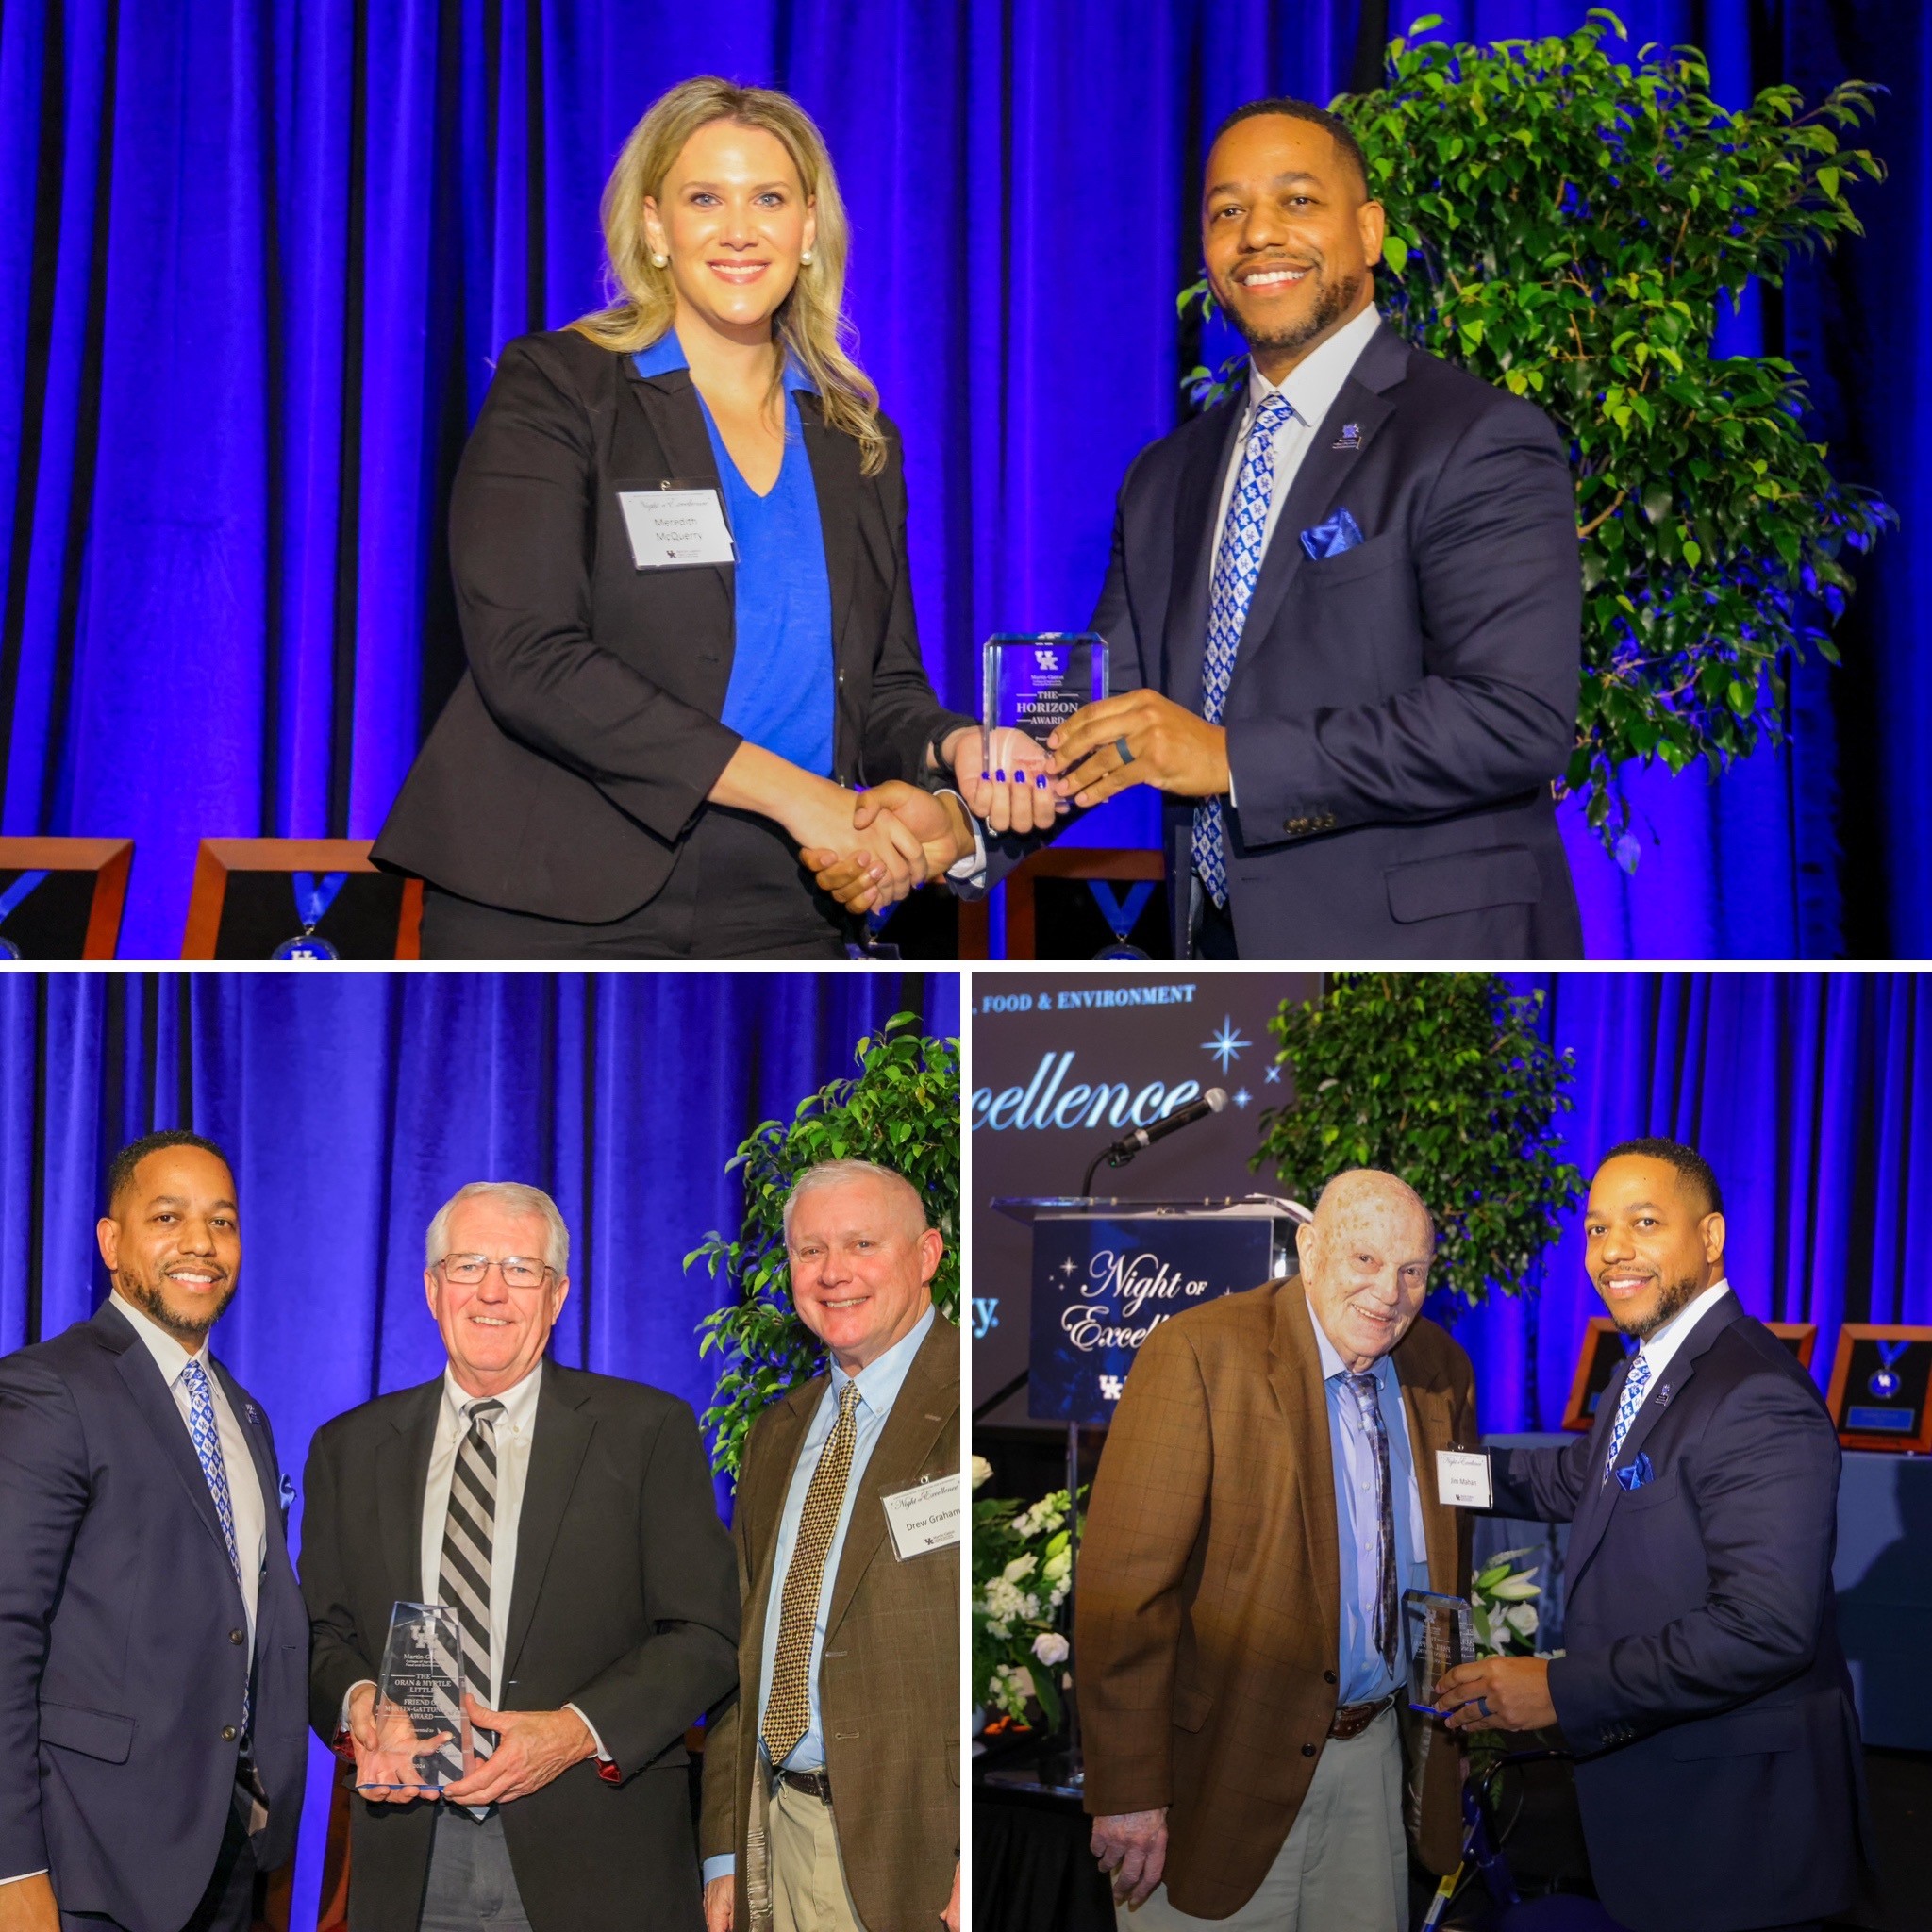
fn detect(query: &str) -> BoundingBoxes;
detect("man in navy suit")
[0,1132,308,1932]
[1438,1139,1870,1932]
[1039,97,1583,959]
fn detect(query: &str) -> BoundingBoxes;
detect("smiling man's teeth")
[1243,267,1308,286]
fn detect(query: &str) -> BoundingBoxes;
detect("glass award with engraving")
[1404,1588,1478,1718]
[982,633,1108,756]
[371,1601,469,1791]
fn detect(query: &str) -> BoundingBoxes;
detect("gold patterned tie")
[761,1382,862,1766]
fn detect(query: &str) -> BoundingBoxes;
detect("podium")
[0,838,133,959]
[182,840,423,959]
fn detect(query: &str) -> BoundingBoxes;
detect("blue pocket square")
[1301,507,1366,560]
[1614,1452,1655,1492]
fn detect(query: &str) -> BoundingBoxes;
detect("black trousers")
[420,802,848,959]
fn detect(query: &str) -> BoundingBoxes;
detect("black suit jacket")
[1090,319,1584,958]
[372,327,973,924]
[1491,1293,1870,1931]
[300,1358,739,1932]
[0,1300,309,1932]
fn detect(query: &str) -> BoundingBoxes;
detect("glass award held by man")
[364,1601,470,1793]
[1404,1588,1479,1717]
[981,632,1108,781]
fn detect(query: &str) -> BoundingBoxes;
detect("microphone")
[1080,1090,1229,1194]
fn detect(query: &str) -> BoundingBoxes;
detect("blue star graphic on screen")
[1264,1064,1282,1083]
[1203,1017,1250,1072]
[1232,1089,1252,1109]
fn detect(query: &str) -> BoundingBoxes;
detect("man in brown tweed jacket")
[701,1161,960,1932]
[1077,1169,1476,1929]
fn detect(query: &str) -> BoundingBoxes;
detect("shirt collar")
[1308,1293,1391,1388]
[632,325,818,394]
[830,1302,936,1420]
[1636,1278,1733,1382]
[1245,302,1383,431]
[442,1357,545,1435]
[113,1290,209,1384]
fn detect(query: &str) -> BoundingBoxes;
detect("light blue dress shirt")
[702,1303,937,1886]
[1310,1308,1431,1706]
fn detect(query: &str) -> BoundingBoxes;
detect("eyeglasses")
[437,1254,552,1290]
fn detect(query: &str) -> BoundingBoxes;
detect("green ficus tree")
[1253,974,1584,1307]
[1181,11,1893,866]
[689,1011,959,1480]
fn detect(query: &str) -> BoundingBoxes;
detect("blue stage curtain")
[1446,971,1932,1434]
[0,2,1922,956]
[0,965,957,1926]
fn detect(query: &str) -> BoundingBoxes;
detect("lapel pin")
[1332,422,1361,451]
[245,1402,261,1426]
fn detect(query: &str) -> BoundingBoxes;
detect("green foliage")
[689,1012,959,1480]
[971,1464,1078,1731]
[1181,11,1894,865]
[1253,974,1584,1307]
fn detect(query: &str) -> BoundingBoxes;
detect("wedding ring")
[1476,1696,1492,1718]
[1114,735,1136,765]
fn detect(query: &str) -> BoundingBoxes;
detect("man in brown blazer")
[1079,1169,1475,1929]
[702,1161,960,1932]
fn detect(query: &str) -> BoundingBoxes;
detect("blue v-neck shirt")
[632,333,836,778]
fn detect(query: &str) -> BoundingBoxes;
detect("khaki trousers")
[1118,1707,1408,1932]
[771,1779,865,1932]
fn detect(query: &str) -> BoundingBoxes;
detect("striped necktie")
[181,1358,250,1734]
[1193,389,1297,908]
[1343,1371,1399,1674]
[761,1381,862,1767]
[439,1398,505,1790]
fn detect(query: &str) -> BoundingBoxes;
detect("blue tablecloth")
[1479,1434,1932,1749]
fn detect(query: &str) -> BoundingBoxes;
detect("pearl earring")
[651,251,668,268]
[800,249,813,265]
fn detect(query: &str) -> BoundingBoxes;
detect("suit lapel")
[824,1320,958,1640]
[799,396,859,675]
[1163,398,1246,708]
[503,1361,595,1680]
[621,361,736,630]
[1268,1286,1340,1670]
[741,1380,824,1673]
[376,1381,441,1603]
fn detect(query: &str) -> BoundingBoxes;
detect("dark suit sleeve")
[566,1399,738,1778]
[1550,1372,1841,1752]
[450,337,744,843]
[299,1426,377,1741]
[1224,397,1580,837]
[1487,1435,1596,1524]
[1091,474,1150,694]
[698,1434,759,1865]
[0,1356,91,1878]
[857,424,975,786]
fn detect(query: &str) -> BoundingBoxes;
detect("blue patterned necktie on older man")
[1602,1352,1652,1483]
[1344,1371,1399,1674]
[1192,389,1298,908]
[181,1357,249,1733]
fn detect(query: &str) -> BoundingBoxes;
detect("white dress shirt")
[114,1292,267,1648]
[1626,1279,1734,1407]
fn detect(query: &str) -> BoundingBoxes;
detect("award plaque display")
[1825,1324,1932,1453]
[182,839,423,959]
[982,633,1108,746]
[1563,1314,1819,1430]
[370,1602,469,1790]
[1404,1589,1478,1718]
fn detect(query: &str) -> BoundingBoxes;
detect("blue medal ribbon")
[1089,880,1155,958]
[1869,1335,1913,1400]
[0,869,51,924]
[293,872,349,932]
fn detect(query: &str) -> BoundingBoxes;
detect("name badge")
[882,1473,960,1560]
[618,488,736,568]
[1436,1449,1493,1509]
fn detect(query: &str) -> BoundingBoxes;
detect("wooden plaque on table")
[1825,1324,1932,1454]
[0,838,133,959]
[1563,1314,1821,1432]
[182,840,422,960]
[1001,848,1167,960]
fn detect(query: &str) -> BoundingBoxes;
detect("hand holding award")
[958,634,1108,833]
[350,1602,469,1801]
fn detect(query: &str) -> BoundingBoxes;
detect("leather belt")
[1328,1694,1396,1741]
[776,1767,833,1804]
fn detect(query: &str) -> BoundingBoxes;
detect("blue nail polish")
[995,769,1007,783]
[980,772,989,783]
[1036,774,1049,789]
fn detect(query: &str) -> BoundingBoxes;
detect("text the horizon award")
[369,1601,470,1792]
[982,634,1108,769]
[1404,1588,1478,1718]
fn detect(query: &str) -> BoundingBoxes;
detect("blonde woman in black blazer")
[374,78,979,958]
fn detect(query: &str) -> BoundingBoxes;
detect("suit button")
[1301,1742,1317,1757]
[1324,1670,1338,1685]
[229,1630,244,1645]
[222,1725,238,1741]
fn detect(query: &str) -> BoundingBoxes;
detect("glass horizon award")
[1404,1588,1478,1718]
[370,1601,470,1792]
[982,633,1108,756]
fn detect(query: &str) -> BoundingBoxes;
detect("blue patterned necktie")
[1343,1371,1399,1673]
[1193,389,1298,908]
[1602,1351,1652,1483]
[182,1358,249,1732]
